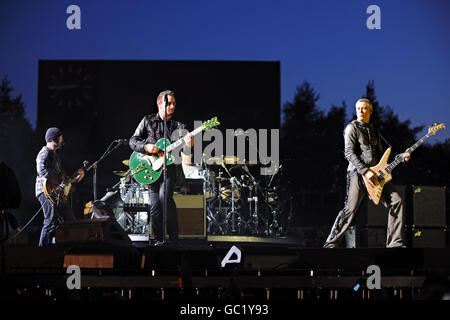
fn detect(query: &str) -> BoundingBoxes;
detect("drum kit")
[199,155,285,237]
[111,156,286,237]
[109,160,150,234]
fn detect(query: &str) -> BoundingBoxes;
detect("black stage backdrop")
[36,60,280,217]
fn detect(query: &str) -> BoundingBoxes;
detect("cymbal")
[206,156,240,165]
[122,160,130,167]
[215,177,230,182]
[113,170,129,177]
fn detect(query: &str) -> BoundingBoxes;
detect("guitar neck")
[67,164,88,184]
[385,132,432,173]
[166,126,203,153]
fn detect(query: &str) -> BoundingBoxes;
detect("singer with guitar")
[35,128,85,246]
[323,99,410,249]
[129,90,194,246]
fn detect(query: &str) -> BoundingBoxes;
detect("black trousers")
[149,166,178,241]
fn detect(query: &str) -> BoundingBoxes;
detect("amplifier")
[411,227,447,248]
[412,186,446,227]
[174,194,206,238]
[150,194,206,239]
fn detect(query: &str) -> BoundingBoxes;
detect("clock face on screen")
[48,64,94,110]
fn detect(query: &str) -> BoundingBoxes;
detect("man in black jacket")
[129,90,193,245]
[323,99,410,248]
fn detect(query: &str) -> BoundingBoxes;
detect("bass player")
[323,99,410,248]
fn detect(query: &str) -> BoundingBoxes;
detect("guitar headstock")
[202,116,220,131]
[428,123,446,135]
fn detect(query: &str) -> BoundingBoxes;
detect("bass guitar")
[363,123,446,205]
[129,116,220,184]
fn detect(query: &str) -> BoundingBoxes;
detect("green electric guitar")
[129,116,220,184]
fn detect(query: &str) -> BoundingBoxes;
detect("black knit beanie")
[45,127,62,143]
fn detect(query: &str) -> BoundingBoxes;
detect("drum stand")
[203,164,224,235]
[247,183,262,235]
[264,165,283,237]
[226,176,240,234]
[241,165,267,236]
[269,207,281,237]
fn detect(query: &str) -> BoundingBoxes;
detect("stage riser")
[5,246,450,274]
[4,245,450,300]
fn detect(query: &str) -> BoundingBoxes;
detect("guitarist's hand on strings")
[144,143,160,154]
[363,169,379,186]
[74,169,85,182]
[402,153,411,162]
[183,133,194,148]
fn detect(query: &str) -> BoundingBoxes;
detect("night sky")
[1,0,449,142]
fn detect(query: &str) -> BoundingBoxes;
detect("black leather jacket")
[344,120,383,174]
[129,113,188,154]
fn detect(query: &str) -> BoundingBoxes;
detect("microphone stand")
[162,95,168,244]
[86,140,125,216]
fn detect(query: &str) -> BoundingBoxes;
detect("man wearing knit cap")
[35,127,85,246]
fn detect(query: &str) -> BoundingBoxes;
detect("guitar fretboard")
[385,132,432,173]
[165,126,203,152]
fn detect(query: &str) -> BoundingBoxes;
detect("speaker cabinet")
[149,195,206,239]
[411,227,447,248]
[55,218,131,246]
[174,194,206,238]
[412,186,446,227]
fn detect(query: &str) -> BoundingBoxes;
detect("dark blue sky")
[1,0,449,142]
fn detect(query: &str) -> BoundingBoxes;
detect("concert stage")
[2,235,450,301]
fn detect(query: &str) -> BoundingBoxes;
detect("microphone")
[114,139,128,145]
[164,94,169,118]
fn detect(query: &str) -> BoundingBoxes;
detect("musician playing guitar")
[129,90,194,246]
[35,128,85,246]
[323,99,410,249]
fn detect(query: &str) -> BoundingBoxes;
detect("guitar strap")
[54,152,63,176]
[378,131,391,149]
